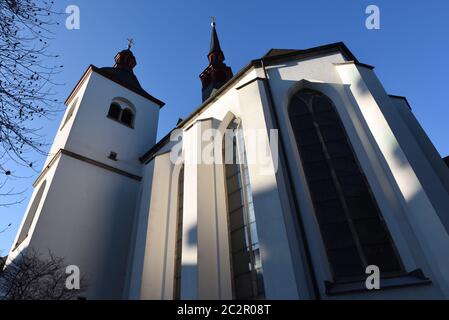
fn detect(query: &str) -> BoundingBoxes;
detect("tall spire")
[199,18,233,102]
[209,18,223,60]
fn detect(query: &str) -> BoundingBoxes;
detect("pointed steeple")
[209,18,224,62]
[199,18,233,102]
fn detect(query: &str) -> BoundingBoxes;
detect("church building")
[7,22,449,300]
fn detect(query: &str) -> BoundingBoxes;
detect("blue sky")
[1,0,448,253]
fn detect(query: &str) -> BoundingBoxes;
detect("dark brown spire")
[199,19,233,102]
[208,19,223,62]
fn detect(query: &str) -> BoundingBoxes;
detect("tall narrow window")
[224,119,265,300]
[15,181,47,249]
[288,88,403,281]
[173,166,184,300]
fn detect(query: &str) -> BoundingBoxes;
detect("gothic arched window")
[15,180,47,249]
[223,119,265,300]
[173,166,184,300]
[288,88,403,281]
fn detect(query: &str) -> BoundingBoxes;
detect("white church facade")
[7,23,449,300]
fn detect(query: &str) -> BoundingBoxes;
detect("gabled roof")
[444,156,449,167]
[262,49,299,58]
[261,42,359,63]
[140,41,369,163]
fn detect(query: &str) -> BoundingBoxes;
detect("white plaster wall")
[125,160,155,299]
[264,54,356,299]
[7,158,60,261]
[7,64,162,299]
[132,66,310,300]
[181,68,307,299]
[65,71,160,176]
[236,80,302,299]
[179,125,199,300]
[258,52,448,298]
[266,53,346,85]
[133,57,349,299]
[42,72,92,169]
[138,153,176,299]
[356,69,449,231]
[391,97,449,194]
[388,96,449,228]
[334,63,449,298]
[11,154,140,299]
[130,49,449,300]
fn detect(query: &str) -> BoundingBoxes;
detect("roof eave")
[64,65,165,108]
[140,42,371,163]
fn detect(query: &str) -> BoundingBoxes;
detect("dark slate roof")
[444,156,449,167]
[99,67,145,95]
[261,43,360,63]
[210,24,222,54]
[262,49,298,58]
[92,66,165,107]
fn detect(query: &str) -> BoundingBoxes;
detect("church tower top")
[114,51,136,71]
[199,18,233,102]
[81,40,165,107]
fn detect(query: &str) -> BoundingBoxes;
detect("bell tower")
[8,43,164,299]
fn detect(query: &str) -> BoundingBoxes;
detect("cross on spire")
[127,38,134,50]
[211,16,216,27]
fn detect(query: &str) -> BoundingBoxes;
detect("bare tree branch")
[0,248,88,300]
[0,0,62,179]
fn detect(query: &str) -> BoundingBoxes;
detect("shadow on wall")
[180,225,198,300]
[188,224,197,246]
[267,67,442,285]
[268,65,441,211]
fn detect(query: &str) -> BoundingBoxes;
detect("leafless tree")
[0,0,62,179]
[0,249,87,300]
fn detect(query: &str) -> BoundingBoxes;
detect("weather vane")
[127,38,134,50]
[211,16,216,27]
